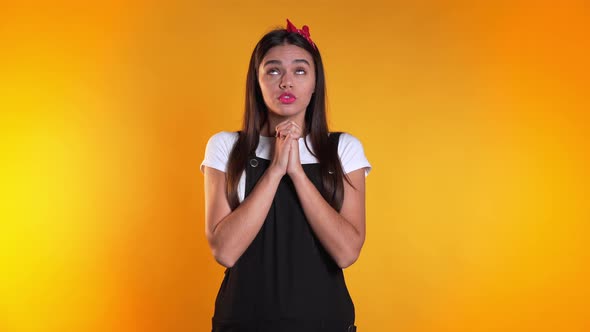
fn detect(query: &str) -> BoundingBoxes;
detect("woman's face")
[258,44,316,119]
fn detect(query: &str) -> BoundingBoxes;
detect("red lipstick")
[279,93,296,104]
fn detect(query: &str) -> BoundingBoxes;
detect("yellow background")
[1,1,588,331]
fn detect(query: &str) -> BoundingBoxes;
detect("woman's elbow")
[207,235,237,268]
[206,217,237,268]
[211,247,236,268]
[336,247,362,269]
[338,235,365,268]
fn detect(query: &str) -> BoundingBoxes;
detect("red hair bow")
[286,19,317,50]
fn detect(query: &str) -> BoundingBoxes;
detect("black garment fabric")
[211,133,357,332]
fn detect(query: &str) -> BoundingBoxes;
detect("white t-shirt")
[200,131,371,202]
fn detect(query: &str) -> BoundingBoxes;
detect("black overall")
[212,134,357,332]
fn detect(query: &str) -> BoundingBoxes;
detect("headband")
[286,19,317,50]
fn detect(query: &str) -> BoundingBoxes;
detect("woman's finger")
[282,130,299,140]
[275,120,292,134]
[289,126,301,139]
[276,120,301,133]
[275,122,303,140]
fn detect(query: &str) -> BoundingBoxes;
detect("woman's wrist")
[288,167,307,183]
[266,165,286,182]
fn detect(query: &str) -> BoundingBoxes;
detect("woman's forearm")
[289,172,364,268]
[208,167,283,268]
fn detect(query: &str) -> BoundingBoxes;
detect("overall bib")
[212,133,357,332]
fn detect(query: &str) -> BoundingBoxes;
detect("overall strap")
[328,131,342,151]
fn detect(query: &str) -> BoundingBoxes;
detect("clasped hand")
[270,120,304,177]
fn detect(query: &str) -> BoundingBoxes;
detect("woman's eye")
[295,69,306,75]
[268,69,280,75]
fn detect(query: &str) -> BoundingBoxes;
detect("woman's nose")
[279,73,293,89]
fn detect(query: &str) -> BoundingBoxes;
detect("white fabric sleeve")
[338,133,372,176]
[199,131,238,173]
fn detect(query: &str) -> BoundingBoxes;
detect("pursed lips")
[278,92,296,104]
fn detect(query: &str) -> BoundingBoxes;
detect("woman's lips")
[278,93,296,104]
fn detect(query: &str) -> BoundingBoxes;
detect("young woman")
[201,19,371,332]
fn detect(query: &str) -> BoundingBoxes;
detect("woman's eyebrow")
[293,59,310,66]
[263,59,282,67]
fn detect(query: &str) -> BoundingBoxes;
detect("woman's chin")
[268,105,305,117]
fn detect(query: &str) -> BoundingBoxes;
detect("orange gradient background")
[1,1,588,331]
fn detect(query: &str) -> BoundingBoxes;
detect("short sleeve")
[200,131,239,173]
[338,133,372,176]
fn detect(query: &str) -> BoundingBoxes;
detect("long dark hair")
[226,27,351,211]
